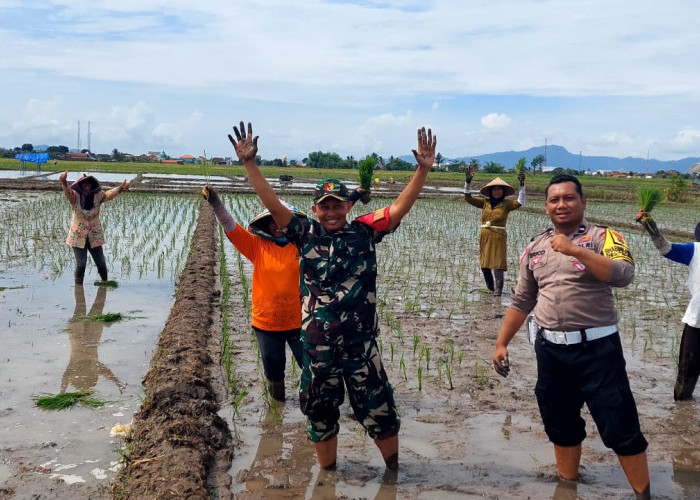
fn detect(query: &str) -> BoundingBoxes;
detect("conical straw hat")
[480,177,515,197]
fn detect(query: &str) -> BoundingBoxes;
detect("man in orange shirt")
[203,185,306,401]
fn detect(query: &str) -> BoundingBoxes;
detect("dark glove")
[465,170,473,184]
[493,355,510,377]
[201,185,221,206]
[636,212,671,254]
[348,188,372,204]
[517,171,525,186]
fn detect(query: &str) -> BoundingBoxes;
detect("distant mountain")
[402,145,700,173]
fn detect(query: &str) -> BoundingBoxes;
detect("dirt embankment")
[113,201,234,499]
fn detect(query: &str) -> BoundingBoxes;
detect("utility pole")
[87,121,91,153]
[77,121,81,151]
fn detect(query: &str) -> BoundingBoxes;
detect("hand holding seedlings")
[201,184,221,205]
[228,121,259,162]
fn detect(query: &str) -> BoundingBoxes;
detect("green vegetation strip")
[33,391,108,410]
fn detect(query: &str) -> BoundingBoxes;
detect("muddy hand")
[201,184,221,205]
[228,121,259,162]
[493,354,510,377]
[411,127,436,169]
[465,168,473,184]
[517,171,525,186]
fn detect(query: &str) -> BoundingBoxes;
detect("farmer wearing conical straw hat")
[637,213,700,401]
[463,170,526,296]
[59,171,129,285]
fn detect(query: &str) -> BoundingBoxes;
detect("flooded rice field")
[1,183,699,498]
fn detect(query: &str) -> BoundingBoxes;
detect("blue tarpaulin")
[15,153,50,164]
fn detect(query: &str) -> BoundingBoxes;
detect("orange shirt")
[224,224,301,332]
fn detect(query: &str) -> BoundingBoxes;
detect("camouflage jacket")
[283,207,393,346]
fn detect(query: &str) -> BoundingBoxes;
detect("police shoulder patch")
[602,228,634,264]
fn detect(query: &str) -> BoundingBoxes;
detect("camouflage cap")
[314,178,349,204]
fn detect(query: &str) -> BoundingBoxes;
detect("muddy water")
[223,271,700,499]
[0,267,175,495]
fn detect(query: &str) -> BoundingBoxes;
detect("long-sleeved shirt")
[662,242,700,328]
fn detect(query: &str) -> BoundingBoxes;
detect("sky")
[1,1,700,163]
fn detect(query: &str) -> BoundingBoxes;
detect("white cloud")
[481,113,512,131]
[1,1,700,161]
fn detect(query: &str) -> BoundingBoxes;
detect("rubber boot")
[493,269,504,297]
[674,324,700,400]
[315,435,338,470]
[74,265,86,285]
[481,268,494,292]
[267,379,285,402]
[618,451,650,499]
[375,434,399,471]
[554,444,581,481]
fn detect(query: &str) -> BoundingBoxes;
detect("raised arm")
[104,179,129,201]
[387,127,436,231]
[228,122,292,228]
[59,171,76,203]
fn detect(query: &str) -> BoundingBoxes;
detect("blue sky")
[1,1,699,162]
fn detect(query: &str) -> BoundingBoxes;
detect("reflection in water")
[551,477,578,500]
[243,406,315,496]
[671,402,700,495]
[60,285,125,394]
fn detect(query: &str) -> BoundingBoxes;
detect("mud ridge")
[113,201,233,499]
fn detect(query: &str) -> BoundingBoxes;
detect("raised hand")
[465,168,473,184]
[517,171,525,186]
[201,184,221,205]
[228,121,259,162]
[119,179,129,192]
[59,171,68,185]
[411,127,436,169]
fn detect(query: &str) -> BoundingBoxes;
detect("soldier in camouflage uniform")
[228,121,436,472]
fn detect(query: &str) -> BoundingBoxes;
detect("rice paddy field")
[1,181,699,498]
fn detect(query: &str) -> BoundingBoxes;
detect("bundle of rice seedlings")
[33,391,106,410]
[636,187,663,214]
[358,156,376,190]
[94,280,119,287]
[88,312,123,322]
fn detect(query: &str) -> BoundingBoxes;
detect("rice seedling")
[94,280,119,288]
[636,187,663,214]
[33,391,108,410]
[84,312,124,322]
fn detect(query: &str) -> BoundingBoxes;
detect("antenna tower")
[87,121,91,153]
[77,121,81,151]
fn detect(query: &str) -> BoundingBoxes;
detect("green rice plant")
[33,391,107,410]
[358,156,376,190]
[636,187,663,213]
[94,280,119,288]
[83,312,124,322]
[400,354,407,380]
[445,360,454,390]
[232,387,249,418]
[417,365,423,391]
[474,361,487,388]
[389,342,395,362]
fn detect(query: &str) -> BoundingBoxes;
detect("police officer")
[492,174,650,499]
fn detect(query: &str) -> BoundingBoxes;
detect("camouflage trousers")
[300,338,400,443]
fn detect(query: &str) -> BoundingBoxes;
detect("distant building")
[179,154,196,163]
[62,152,92,161]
